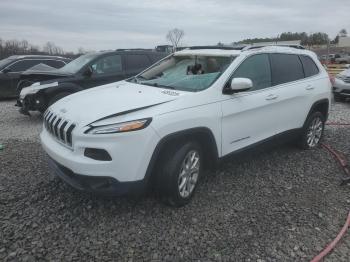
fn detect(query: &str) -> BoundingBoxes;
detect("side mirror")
[224,78,253,94]
[2,68,11,74]
[83,66,93,77]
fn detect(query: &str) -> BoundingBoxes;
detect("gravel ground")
[0,100,350,261]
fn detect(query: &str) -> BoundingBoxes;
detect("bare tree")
[339,29,348,37]
[43,41,56,55]
[166,28,184,51]
[77,47,86,54]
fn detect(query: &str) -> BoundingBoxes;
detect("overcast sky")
[0,0,349,52]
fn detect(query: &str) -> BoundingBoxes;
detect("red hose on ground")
[310,212,350,262]
[310,143,350,261]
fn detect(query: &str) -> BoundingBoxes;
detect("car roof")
[94,50,167,56]
[8,55,70,60]
[174,45,316,58]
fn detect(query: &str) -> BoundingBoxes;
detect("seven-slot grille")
[43,110,76,147]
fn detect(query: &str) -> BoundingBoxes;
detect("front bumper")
[16,94,46,115]
[41,123,159,187]
[47,156,147,195]
[333,78,350,97]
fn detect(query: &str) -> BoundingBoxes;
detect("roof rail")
[116,48,153,51]
[187,45,246,50]
[242,44,305,51]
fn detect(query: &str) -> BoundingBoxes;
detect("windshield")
[129,55,234,92]
[57,53,98,74]
[0,58,15,70]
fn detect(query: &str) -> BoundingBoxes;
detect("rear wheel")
[298,112,325,149]
[155,141,202,207]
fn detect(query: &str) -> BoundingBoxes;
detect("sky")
[0,0,349,52]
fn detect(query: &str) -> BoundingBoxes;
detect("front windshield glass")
[0,58,15,70]
[129,55,234,92]
[57,53,98,74]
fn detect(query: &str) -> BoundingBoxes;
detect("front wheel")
[155,141,202,207]
[298,112,325,149]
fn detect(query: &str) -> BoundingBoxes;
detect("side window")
[270,54,304,85]
[8,60,40,72]
[91,55,122,75]
[299,55,319,78]
[125,54,151,71]
[44,60,66,69]
[232,54,271,90]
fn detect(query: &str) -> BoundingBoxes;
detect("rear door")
[81,54,125,89]
[124,54,152,78]
[221,53,280,155]
[268,53,310,134]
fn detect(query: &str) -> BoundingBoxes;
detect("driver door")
[80,54,125,89]
[221,53,281,156]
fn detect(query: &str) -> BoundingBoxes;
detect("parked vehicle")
[335,54,350,64]
[0,55,70,98]
[41,45,331,206]
[17,50,166,114]
[333,68,350,101]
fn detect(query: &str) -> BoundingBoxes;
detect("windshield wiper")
[152,83,175,89]
[131,75,146,83]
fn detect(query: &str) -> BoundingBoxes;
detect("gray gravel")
[0,100,350,261]
[0,100,42,141]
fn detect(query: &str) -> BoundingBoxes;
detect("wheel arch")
[305,98,330,123]
[145,127,219,183]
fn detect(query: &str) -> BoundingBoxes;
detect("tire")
[298,112,325,149]
[155,141,202,207]
[48,92,72,107]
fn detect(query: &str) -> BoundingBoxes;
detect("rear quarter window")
[299,55,319,77]
[270,53,304,86]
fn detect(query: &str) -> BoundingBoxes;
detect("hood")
[21,68,72,77]
[49,81,189,127]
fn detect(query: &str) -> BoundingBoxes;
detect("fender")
[41,82,84,97]
[144,127,219,183]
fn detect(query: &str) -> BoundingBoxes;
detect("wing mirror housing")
[224,78,253,94]
[83,66,93,77]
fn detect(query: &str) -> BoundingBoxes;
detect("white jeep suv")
[41,45,332,206]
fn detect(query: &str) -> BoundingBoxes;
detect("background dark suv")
[17,50,167,114]
[0,55,71,98]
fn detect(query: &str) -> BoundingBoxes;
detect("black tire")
[48,92,72,107]
[298,112,325,150]
[155,141,202,207]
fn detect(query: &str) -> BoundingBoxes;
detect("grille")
[44,110,76,147]
[343,77,350,83]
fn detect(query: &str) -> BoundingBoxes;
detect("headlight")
[20,87,38,98]
[86,118,152,134]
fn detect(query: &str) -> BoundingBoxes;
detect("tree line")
[233,29,348,46]
[0,38,81,59]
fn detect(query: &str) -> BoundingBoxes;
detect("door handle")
[265,94,278,100]
[305,85,315,90]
